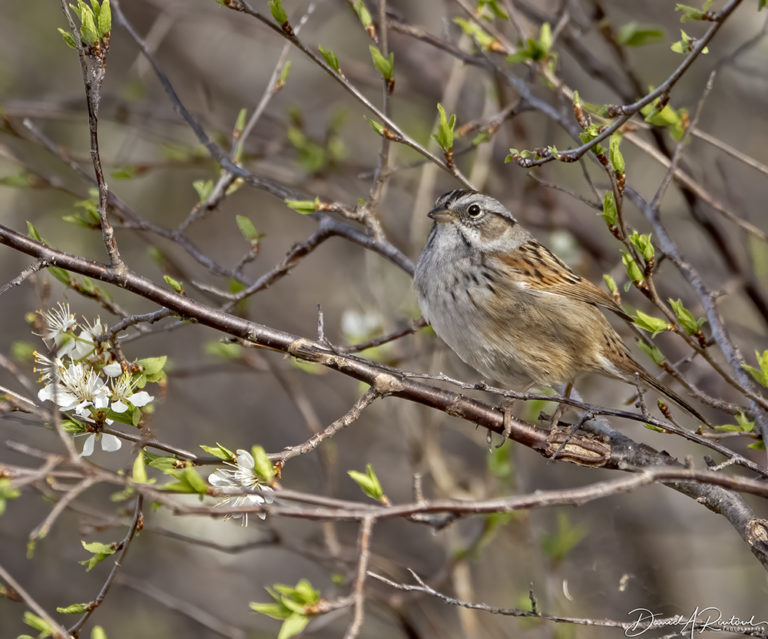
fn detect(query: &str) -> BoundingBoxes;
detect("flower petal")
[81,434,96,457]
[208,471,231,486]
[235,449,255,470]
[103,362,122,377]
[111,400,128,413]
[74,401,94,416]
[127,391,153,407]
[101,434,122,452]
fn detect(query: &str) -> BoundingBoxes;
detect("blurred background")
[1,0,768,637]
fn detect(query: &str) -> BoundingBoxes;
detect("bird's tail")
[634,368,707,424]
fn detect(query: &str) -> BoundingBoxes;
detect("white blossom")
[38,362,110,417]
[70,317,105,361]
[109,373,153,413]
[208,449,274,526]
[38,303,78,356]
[33,351,64,384]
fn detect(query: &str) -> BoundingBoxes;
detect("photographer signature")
[625,607,768,637]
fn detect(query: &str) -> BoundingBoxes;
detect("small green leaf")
[91,626,108,639]
[144,452,180,472]
[251,445,275,483]
[284,197,321,214]
[538,22,552,53]
[364,116,385,136]
[96,0,111,38]
[633,310,670,337]
[369,45,394,80]
[23,612,52,637]
[477,0,508,19]
[432,103,457,152]
[715,411,755,432]
[79,7,99,45]
[616,22,665,46]
[351,0,373,28]
[637,339,665,366]
[621,251,644,284]
[250,601,291,620]
[670,29,709,54]
[233,107,247,136]
[163,275,184,293]
[56,602,92,614]
[250,579,319,629]
[0,478,20,516]
[318,46,340,72]
[62,418,87,434]
[268,0,288,26]
[641,95,689,142]
[164,467,208,495]
[200,443,235,461]
[602,193,618,227]
[26,221,44,242]
[453,18,496,50]
[609,133,625,173]
[675,0,713,22]
[58,27,77,48]
[137,355,167,379]
[748,439,766,450]
[507,21,552,62]
[292,579,320,604]
[602,274,618,294]
[742,350,768,386]
[668,298,706,335]
[629,231,654,262]
[278,613,310,639]
[348,463,385,501]
[192,179,214,202]
[132,451,148,484]
[278,61,291,87]
[235,215,264,245]
[80,540,117,571]
[579,124,606,155]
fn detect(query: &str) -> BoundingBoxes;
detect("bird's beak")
[427,208,456,223]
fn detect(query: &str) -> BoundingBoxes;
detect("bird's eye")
[467,203,482,218]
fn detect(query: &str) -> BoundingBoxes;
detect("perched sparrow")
[414,189,704,422]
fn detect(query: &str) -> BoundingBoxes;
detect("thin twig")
[343,516,374,639]
[0,260,45,296]
[650,70,717,210]
[0,563,72,639]
[277,389,379,463]
[368,570,768,636]
[68,495,144,634]
[29,476,97,544]
[58,0,124,271]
